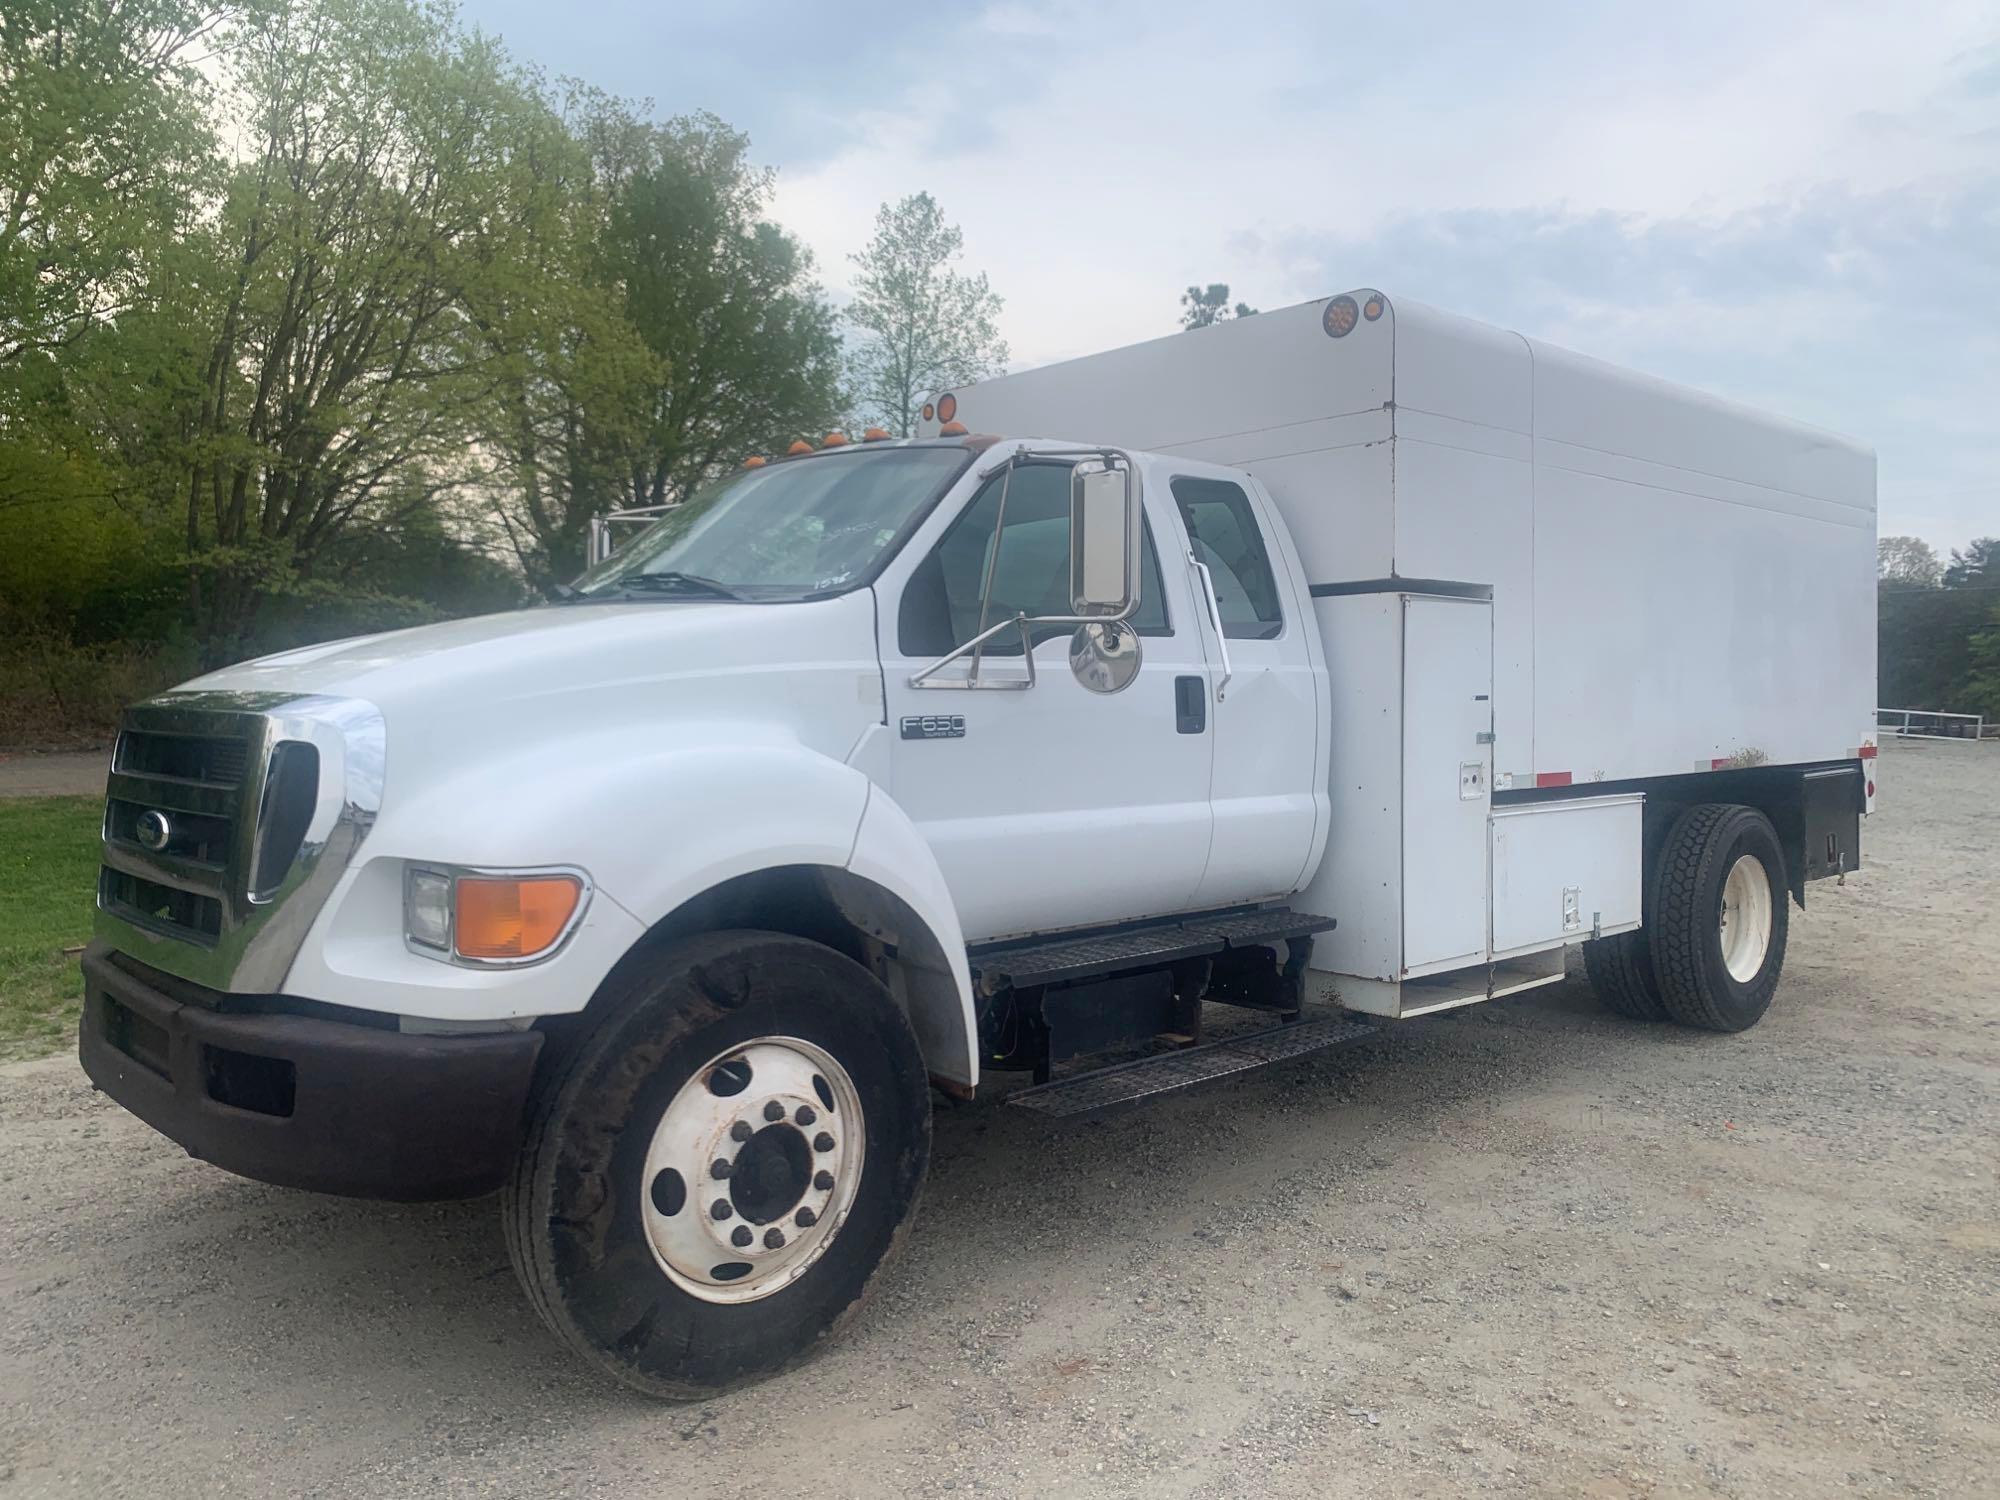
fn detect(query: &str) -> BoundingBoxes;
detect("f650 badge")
[900,714,966,741]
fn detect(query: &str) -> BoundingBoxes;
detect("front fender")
[845,786,978,1085]
[284,734,873,1021]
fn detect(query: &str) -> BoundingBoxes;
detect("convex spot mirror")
[1069,621,1141,694]
[1070,461,1140,618]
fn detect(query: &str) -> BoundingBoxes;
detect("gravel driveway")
[2,738,1994,1498]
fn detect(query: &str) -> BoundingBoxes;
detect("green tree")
[0,0,225,372]
[1180,283,1256,330]
[1877,535,1941,587]
[1966,604,2000,719]
[846,192,1007,437]
[1944,537,1999,589]
[600,115,844,533]
[174,0,567,660]
[456,83,653,594]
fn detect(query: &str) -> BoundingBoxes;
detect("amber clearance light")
[453,875,583,961]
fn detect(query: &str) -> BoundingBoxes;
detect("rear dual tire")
[1585,803,1789,1033]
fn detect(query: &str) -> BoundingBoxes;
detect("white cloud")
[760,1,1998,547]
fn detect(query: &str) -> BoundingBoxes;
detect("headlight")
[403,864,588,966]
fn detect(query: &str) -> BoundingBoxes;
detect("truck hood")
[175,592,887,766]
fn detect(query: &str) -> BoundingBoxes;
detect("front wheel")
[1649,804,1789,1032]
[504,930,931,1397]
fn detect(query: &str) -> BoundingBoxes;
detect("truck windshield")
[571,445,973,602]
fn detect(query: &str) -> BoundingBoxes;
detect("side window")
[1171,476,1283,640]
[899,464,1170,656]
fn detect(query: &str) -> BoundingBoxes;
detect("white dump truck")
[80,291,1877,1396]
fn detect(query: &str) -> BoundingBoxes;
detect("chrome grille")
[94,692,383,993]
[100,715,265,949]
[113,729,249,786]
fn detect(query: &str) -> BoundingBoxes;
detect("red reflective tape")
[1858,744,1878,759]
[1534,771,1572,788]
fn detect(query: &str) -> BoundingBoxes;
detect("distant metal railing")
[1877,707,1990,741]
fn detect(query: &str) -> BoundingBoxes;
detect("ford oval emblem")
[135,809,172,852]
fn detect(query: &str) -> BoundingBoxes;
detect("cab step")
[1006,1013,1379,1121]
[971,906,1336,990]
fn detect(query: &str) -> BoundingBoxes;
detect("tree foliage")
[0,0,225,371]
[1180,282,1256,330]
[846,192,1007,437]
[0,0,997,736]
[1878,535,2000,718]
[1877,535,1941,588]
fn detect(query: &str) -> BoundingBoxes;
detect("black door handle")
[1175,675,1206,734]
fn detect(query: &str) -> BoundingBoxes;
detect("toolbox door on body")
[1400,595,1493,976]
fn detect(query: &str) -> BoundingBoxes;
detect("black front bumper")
[79,943,544,1201]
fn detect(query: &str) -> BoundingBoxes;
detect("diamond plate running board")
[1005,1015,1380,1121]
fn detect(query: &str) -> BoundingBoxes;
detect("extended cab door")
[873,454,1215,942]
[1168,465,1323,909]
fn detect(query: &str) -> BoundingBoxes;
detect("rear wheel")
[1583,927,1668,1021]
[504,930,931,1397]
[1648,804,1789,1032]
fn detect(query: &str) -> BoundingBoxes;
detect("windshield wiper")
[601,571,750,602]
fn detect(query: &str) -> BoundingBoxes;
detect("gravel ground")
[2,737,1995,1498]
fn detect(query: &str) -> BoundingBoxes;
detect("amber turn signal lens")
[786,439,813,455]
[454,876,582,960]
[1323,295,1360,338]
[1362,296,1384,321]
[936,393,957,423]
[921,403,935,422]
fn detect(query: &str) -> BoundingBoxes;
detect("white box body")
[930,292,1878,789]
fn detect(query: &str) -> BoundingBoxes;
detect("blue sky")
[459,0,2000,553]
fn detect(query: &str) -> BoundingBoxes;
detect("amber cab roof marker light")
[786,439,813,456]
[936,393,958,423]
[822,431,850,447]
[862,427,890,442]
[938,420,969,436]
[743,455,767,468]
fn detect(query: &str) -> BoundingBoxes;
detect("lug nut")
[764,1228,786,1249]
[813,1132,835,1153]
[795,1105,816,1126]
[763,1100,785,1122]
[710,1198,732,1220]
[795,1207,818,1228]
[709,1158,732,1180]
[814,1170,835,1191]
[730,1121,753,1143]
[731,1225,752,1248]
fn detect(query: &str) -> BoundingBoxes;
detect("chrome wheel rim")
[640,1036,865,1305]
[1718,853,1773,983]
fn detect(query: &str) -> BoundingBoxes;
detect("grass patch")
[0,796,100,1060]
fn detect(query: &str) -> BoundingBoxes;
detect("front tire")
[504,930,931,1398]
[1649,804,1789,1033]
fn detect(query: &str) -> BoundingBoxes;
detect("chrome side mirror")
[1071,461,1140,618]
